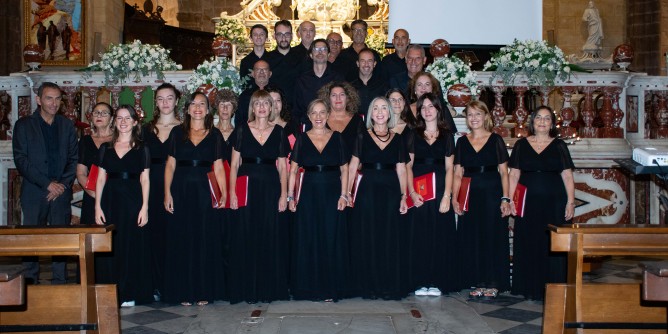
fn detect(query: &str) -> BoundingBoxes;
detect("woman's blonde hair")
[464,100,494,132]
[248,90,276,122]
[365,97,396,129]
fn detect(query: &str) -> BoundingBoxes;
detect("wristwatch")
[286,196,294,202]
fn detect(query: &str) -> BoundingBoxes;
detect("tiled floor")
[2,256,656,333]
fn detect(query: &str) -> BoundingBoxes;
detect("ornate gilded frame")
[24,0,86,66]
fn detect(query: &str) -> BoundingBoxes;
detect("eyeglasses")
[352,28,366,34]
[312,47,328,53]
[534,116,552,122]
[389,98,404,103]
[275,32,292,39]
[327,39,342,45]
[93,111,110,117]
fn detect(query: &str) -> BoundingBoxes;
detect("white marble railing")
[0,70,666,226]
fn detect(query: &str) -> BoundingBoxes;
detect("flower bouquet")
[185,57,247,95]
[215,17,248,48]
[483,39,572,86]
[82,40,182,85]
[366,29,386,58]
[425,55,478,100]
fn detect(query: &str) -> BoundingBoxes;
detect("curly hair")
[214,89,239,117]
[317,81,359,116]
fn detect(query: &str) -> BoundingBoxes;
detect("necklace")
[532,136,550,150]
[424,129,439,140]
[256,125,271,143]
[372,128,391,143]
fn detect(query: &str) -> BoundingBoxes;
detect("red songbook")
[406,172,437,209]
[513,183,528,217]
[288,134,297,150]
[350,171,363,207]
[207,170,223,208]
[85,164,100,191]
[223,160,249,208]
[457,176,472,212]
[294,167,305,203]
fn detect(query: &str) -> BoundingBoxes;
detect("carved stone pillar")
[83,87,99,123]
[512,85,529,137]
[611,87,624,137]
[559,86,577,138]
[579,86,598,138]
[653,91,668,138]
[597,87,622,138]
[130,86,146,120]
[108,86,122,109]
[491,83,509,137]
[60,86,79,122]
[537,86,553,106]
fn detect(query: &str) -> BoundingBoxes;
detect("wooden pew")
[0,225,119,334]
[544,224,668,334]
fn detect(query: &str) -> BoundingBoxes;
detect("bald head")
[298,21,316,48]
[252,60,271,89]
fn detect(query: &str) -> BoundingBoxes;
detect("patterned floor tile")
[481,308,542,323]
[122,310,186,326]
[499,323,542,334]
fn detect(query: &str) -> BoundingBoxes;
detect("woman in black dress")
[215,89,237,159]
[163,92,227,306]
[94,105,152,307]
[227,90,290,304]
[347,96,409,300]
[266,86,298,137]
[142,83,181,302]
[406,93,456,297]
[452,100,511,298]
[318,82,363,158]
[386,88,416,134]
[508,106,575,301]
[287,99,349,301]
[76,102,113,225]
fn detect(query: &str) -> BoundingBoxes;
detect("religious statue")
[582,0,603,59]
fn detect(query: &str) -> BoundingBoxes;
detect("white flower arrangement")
[215,17,248,48]
[425,55,478,99]
[82,40,182,85]
[483,39,571,86]
[185,57,247,94]
[365,29,386,58]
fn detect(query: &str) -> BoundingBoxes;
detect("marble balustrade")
[0,70,665,226]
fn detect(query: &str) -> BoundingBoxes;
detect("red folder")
[85,164,99,191]
[223,160,249,208]
[513,183,527,217]
[350,171,363,207]
[457,176,471,212]
[207,170,223,208]
[294,167,305,203]
[407,172,437,209]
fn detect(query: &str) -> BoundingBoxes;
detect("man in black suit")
[237,60,272,125]
[13,82,78,284]
[267,20,306,108]
[351,48,389,115]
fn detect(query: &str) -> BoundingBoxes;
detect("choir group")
[18,19,576,308]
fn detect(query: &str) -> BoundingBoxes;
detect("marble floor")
[2,256,657,333]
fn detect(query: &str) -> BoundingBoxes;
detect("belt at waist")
[242,157,276,165]
[464,165,498,175]
[107,172,140,179]
[302,165,340,172]
[413,158,445,165]
[523,170,559,174]
[151,158,166,165]
[177,160,212,167]
[362,163,396,170]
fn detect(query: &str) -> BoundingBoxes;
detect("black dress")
[163,127,225,303]
[290,132,349,301]
[509,138,574,300]
[405,130,458,293]
[349,131,409,300]
[141,124,172,298]
[227,123,290,304]
[454,133,510,292]
[98,143,153,304]
[335,115,364,161]
[77,135,103,225]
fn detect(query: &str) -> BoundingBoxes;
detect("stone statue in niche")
[582,0,603,59]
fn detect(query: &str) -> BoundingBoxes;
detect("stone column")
[512,85,529,138]
[579,86,598,138]
[652,91,668,138]
[559,86,578,138]
[491,83,509,138]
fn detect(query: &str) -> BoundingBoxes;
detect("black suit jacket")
[13,111,78,197]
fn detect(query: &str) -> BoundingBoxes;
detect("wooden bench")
[0,265,24,306]
[640,261,668,302]
[544,224,668,334]
[0,225,119,334]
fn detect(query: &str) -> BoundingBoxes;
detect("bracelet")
[567,202,575,206]
[444,194,452,199]
[501,197,511,203]
[340,195,349,203]
[409,190,417,197]
[286,196,294,202]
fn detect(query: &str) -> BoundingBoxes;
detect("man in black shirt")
[267,20,307,108]
[326,32,355,80]
[381,29,410,81]
[239,24,271,80]
[292,21,316,61]
[293,39,344,123]
[237,60,272,126]
[351,48,389,115]
[339,19,382,82]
